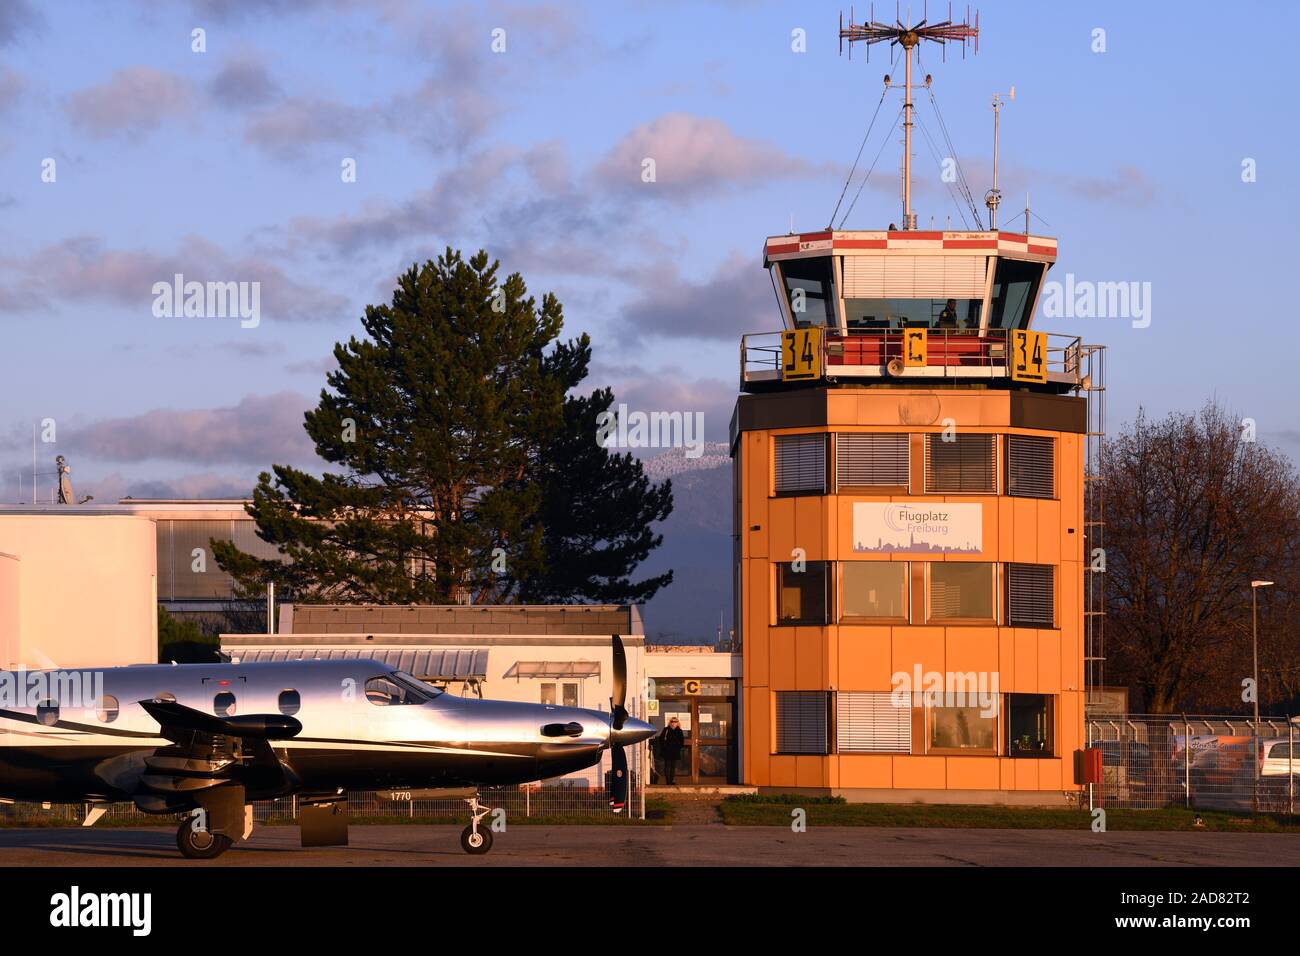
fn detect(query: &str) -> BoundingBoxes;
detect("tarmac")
[0,824,1296,866]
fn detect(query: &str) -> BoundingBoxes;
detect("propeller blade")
[609,633,628,730]
[608,744,628,813]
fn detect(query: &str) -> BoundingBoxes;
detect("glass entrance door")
[694,701,734,783]
[649,692,737,784]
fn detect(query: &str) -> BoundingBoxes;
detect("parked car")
[1261,739,1300,777]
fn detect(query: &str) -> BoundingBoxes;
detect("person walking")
[658,716,686,786]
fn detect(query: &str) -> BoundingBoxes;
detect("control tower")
[729,10,1105,803]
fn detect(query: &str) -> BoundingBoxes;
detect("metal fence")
[1,748,647,825]
[1087,715,1297,813]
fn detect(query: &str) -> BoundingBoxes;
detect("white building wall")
[0,515,157,669]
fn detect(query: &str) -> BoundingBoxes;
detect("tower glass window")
[775,691,831,754]
[928,562,995,622]
[778,257,835,328]
[1006,435,1055,498]
[776,561,831,625]
[925,433,997,493]
[1006,563,1055,627]
[927,702,998,754]
[835,433,909,489]
[1007,694,1053,756]
[774,434,827,494]
[841,562,908,621]
[988,258,1043,329]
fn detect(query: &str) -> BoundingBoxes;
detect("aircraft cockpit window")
[36,700,59,727]
[365,675,430,706]
[213,692,237,717]
[278,689,301,716]
[390,670,444,700]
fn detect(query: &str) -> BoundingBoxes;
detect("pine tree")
[213,248,673,606]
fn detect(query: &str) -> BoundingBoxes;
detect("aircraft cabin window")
[278,689,301,716]
[96,695,119,723]
[365,675,429,706]
[213,691,237,717]
[36,700,59,727]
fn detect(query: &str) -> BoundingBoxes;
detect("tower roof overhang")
[764,229,1058,267]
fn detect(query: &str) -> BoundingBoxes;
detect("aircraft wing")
[136,698,302,802]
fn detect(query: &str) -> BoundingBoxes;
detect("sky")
[2,0,1298,504]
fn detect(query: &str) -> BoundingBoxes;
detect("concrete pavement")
[0,824,1296,866]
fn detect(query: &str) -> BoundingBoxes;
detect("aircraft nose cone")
[611,716,656,747]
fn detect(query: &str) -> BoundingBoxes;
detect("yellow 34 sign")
[781,327,822,381]
[1011,329,1047,383]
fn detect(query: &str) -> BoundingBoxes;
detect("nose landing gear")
[176,813,233,860]
[460,794,494,854]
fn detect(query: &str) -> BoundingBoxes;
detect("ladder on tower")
[1079,345,1107,713]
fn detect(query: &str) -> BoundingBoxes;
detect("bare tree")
[1104,402,1300,714]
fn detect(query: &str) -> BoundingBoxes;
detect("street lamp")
[1242,582,1274,801]
[1250,580,1274,725]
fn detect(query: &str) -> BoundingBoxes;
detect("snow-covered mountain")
[636,445,733,644]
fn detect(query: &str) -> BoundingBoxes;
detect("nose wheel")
[460,794,494,854]
[176,813,233,860]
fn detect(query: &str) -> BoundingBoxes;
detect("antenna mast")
[985,86,1013,228]
[840,2,979,230]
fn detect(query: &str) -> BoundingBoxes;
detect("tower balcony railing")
[740,327,1084,389]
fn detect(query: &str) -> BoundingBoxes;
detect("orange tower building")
[729,13,1104,803]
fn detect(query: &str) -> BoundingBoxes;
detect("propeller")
[608,633,629,813]
[609,632,628,731]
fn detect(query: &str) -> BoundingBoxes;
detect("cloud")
[0,235,349,322]
[0,0,40,47]
[614,252,775,344]
[209,54,281,108]
[183,0,352,21]
[57,391,318,466]
[168,340,287,360]
[278,146,518,257]
[65,67,194,138]
[87,471,260,502]
[594,113,833,199]
[243,96,376,157]
[0,68,23,114]
[1051,164,1158,207]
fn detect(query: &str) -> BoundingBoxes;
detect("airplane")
[0,634,655,859]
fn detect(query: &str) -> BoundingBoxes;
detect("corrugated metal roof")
[224,647,488,680]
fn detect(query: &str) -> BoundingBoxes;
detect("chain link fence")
[1087,715,1297,813]
[1,748,647,825]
